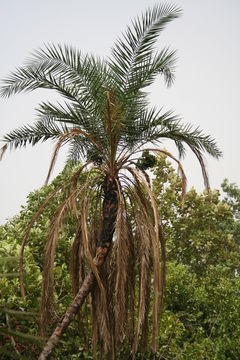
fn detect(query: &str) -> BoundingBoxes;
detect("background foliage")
[1,158,240,359]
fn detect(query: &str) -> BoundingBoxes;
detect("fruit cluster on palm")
[0,4,221,359]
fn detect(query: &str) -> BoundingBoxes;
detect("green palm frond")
[29,45,111,116]
[0,45,110,126]
[154,121,222,159]
[107,5,181,143]
[116,106,221,164]
[37,101,98,135]
[67,140,85,163]
[109,4,181,90]
[118,107,176,150]
[1,45,104,100]
[149,47,177,87]
[66,137,100,163]
[2,119,68,149]
[123,47,177,99]
[134,109,221,159]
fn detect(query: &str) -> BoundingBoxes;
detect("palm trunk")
[38,175,118,360]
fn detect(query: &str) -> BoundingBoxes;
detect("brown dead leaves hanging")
[19,157,171,357]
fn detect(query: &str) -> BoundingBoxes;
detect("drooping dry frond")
[126,219,136,349]
[69,224,90,343]
[159,222,166,311]
[0,144,7,160]
[19,184,60,301]
[80,177,108,297]
[152,148,187,208]
[132,211,151,357]
[44,128,102,185]
[90,292,98,360]
[122,166,162,355]
[119,177,152,356]
[134,148,187,208]
[40,196,72,334]
[81,176,113,352]
[114,206,131,345]
[188,145,210,191]
[69,224,82,297]
[40,166,103,334]
[45,138,63,186]
[19,164,87,300]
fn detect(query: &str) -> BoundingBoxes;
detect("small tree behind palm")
[0,4,221,359]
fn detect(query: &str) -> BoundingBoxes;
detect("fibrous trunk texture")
[38,175,118,359]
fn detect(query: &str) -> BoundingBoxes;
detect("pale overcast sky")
[0,0,239,223]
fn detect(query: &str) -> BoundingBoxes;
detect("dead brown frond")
[40,166,94,325]
[129,160,151,187]
[69,223,89,342]
[147,148,187,209]
[126,220,136,349]
[122,180,153,356]
[91,292,98,360]
[20,184,63,301]
[189,145,210,192]
[81,176,112,352]
[114,204,130,345]
[159,222,166,312]
[91,259,111,355]
[81,178,106,292]
[132,213,151,357]
[124,166,161,355]
[40,195,71,334]
[40,165,104,335]
[19,164,87,301]
[69,224,82,297]
[0,144,7,161]
[45,128,104,185]
[24,152,167,356]
[45,139,62,186]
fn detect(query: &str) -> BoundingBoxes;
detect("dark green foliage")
[222,178,240,246]
[136,150,157,170]
[152,157,240,359]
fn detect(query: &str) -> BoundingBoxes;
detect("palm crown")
[0,4,222,359]
[1,4,221,179]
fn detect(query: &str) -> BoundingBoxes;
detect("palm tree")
[0,4,221,359]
